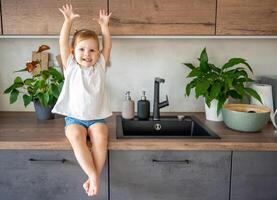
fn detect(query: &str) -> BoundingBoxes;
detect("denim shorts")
[64,116,105,129]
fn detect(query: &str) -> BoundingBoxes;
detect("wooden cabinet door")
[0,150,108,200]
[231,151,277,200]
[110,150,231,200]
[1,0,107,35]
[109,0,216,35]
[217,0,277,35]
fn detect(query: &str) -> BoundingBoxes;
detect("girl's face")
[74,38,99,67]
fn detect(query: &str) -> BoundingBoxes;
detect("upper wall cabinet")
[217,0,277,35]
[109,0,216,35]
[1,0,107,35]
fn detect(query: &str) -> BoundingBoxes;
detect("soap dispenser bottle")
[137,91,150,120]
[122,91,135,119]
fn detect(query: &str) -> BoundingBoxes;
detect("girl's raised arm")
[58,4,80,68]
[98,10,112,64]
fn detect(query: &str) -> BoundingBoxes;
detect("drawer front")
[231,151,277,200]
[0,150,108,200]
[110,150,231,200]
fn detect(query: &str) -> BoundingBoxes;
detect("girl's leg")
[88,123,109,175]
[83,123,108,193]
[65,124,99,196]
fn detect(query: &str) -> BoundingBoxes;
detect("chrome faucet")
[153,77,169,120]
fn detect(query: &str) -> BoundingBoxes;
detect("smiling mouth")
[82,58,92,62]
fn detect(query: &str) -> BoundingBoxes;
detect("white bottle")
[122,91,135,119]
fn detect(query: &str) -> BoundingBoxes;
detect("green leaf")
[235,78,247,83]
[58,82,64,92]
[246,77,255,82]
[4,82,24,94]
[34,80,40,89]
[208,64,220,73]
[222,58,253,73]
[230,67,246,70]
[187,68,202,78]
[217,95,227,116]
[38,79,46,88]
[200,48,208,63]
[217,102,223,116]
[244,87,262,104]
[183,63,196,70]
[233,77,254,86]
[222,58,245,70]
[241,61,253,73]
[205,72,218,81]
[227,90,242,99]
[200,60,209,73]
[41,70,50,80]
[24,78,34,85]
[235,70,248,78]
[195,79,210,98]
[48,67,63,81]
[223,70,237,80]
[23,94,32,107]
[37,93,44,106]
[210,82,221,100]
[14,76,23,84]
[225,76,233,88]
[48,95,55,106]
[185,80,196,96]
[42,93,50,106]
[51,84,60,98]
[27,86,35,95]
[234,84,245,96]
[205,95,212,108]
[10,89,19,104]
[37,93,49,107]
[4,84,16,94]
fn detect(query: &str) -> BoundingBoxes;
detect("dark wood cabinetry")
[0,150,108,200]
[217,0,277,35]
[110,150,231,200]
[109,0,216,35]
[1,0,106,35]
[231,151,277,200]
[1,149,277,200]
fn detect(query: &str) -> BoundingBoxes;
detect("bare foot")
[83,179,89,194]
[87,176,100,196]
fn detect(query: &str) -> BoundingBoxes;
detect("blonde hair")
[71,29,99,51]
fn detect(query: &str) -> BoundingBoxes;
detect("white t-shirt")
[52,54,112,120]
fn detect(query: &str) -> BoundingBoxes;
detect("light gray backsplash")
[0,38,277,112]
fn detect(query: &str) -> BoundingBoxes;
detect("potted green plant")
[184,48,261,121]
[4,45,64,120]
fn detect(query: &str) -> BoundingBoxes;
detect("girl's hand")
[59,4,80,22]
[98,10,112,27]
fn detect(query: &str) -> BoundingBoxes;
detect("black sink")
[116,115,220,139]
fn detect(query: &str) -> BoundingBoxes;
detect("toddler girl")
[52,4,112,197]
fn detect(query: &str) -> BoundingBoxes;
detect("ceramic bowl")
[222,104,270,132]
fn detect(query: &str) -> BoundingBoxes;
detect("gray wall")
[1,38,277,112]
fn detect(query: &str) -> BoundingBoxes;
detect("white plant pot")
[205,99,223,121]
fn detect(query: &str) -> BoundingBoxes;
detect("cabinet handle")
[29,158,67,164]
[152,159,190,164]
